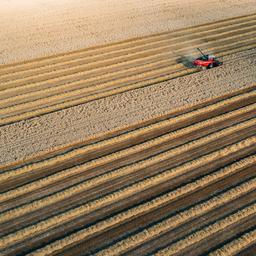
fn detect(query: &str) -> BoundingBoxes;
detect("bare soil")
[1,49,255,165]
[0,3,256,254]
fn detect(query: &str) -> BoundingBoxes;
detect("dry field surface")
[0,1,256,255]
[0,85,256,255]
[1,13,256,164]
[1,0,256,64]
[1,13,256,127]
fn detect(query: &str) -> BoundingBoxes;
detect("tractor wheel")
[208,63,214,69]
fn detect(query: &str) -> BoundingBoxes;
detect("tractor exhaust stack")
[197,48,207,58]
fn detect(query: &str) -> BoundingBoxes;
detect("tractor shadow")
[176,55,195,68]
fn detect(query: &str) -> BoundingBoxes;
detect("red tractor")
[193,48,222,69]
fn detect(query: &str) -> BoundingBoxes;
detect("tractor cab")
[198,55,209,61]
[208,55,215,60]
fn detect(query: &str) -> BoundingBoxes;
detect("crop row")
[2,101,255,206]
[155,203,256,256]
[0,29,255,125]
[1,13,255,76]
[1,21,255,90]
[1,117,255,224]
[18,155,256,256]
[1,29,255,101]
[95,179,256,256]
[1,138,255,249]
[1,89,255,182]
[209,229,256,256]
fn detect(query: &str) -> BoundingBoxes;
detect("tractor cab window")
[199,55,209,61]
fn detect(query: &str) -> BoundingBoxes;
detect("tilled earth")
[0,2,256,256]
[0,48,255,164]
[0,85,256,255]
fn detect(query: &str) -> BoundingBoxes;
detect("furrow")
[0,85,254,172]
[92,180,256,256]
[0,114,256,222]
[1,102,255,206]
[0,13,255,75]
[17,156,256,256]
[1,26,255,96]
[0,40,255,126]
[1,19,255,85]
[1,118,254,223]
[0,60,182,107]
[0,140,255,250]
[154,203,256,256]
[209,229,256,256]
[0,68,195,126]
[1,90,255,184]
[1,32,256,109]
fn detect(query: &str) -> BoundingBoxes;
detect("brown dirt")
[0,49,255,165]
[0,2,256,255]
[0,87,256,255]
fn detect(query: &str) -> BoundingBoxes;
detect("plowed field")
[0,8,256,256]
[1,84,256,255]
[0,13,256,126]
